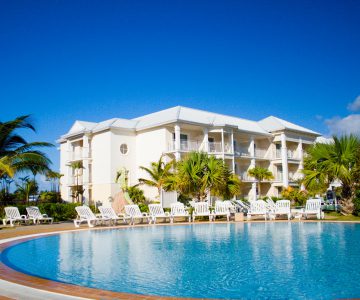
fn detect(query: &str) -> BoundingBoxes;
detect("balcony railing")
[168,140,232,154]
[234,147,250,157]
[69,175,83,185]
[238,172,254,181]
[254,148,269,159]
[208,142,232,154]
[68,148,91,161]
[275,149,300,160]
[167,140,200,152]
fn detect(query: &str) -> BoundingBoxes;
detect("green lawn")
[324,212,360,221]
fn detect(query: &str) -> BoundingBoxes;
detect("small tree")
[127,186,146,204]
[247,167,273,197]
[69,161,84,203]
[138,155,174,198]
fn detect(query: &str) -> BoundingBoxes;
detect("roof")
[61,106,320,139]
[133,106,270,135]
[258,116,320,136]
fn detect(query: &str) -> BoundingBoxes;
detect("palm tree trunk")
[258,181,261,199]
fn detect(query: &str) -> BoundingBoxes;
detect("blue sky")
[1,0,360,187]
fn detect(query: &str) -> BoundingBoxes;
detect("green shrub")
[127,186,146,204]
[353,190,360,216]
[39,191,61,203]
[138,203,149,213]
[0,203,80,222]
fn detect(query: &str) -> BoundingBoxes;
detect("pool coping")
[0,220,360,299]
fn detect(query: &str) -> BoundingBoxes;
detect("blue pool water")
[1,223,360,299]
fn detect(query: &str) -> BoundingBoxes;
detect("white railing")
[275,149,299,160]
[275,172,283,181]
[254,148,269,159]
[238,172,254,181]
[167,140,200,152]
[68,148,91,161]
[69,175,83,185]
[208,142,232,153]
[234,146,250,157]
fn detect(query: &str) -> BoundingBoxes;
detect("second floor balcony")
[275,149,300,160]
[167,140,232,154]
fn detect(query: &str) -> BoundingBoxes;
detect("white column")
[203,128,209,152]
[230,129,235,172]
[281,133,289,187]
[298,139,305,190]
[221,128,225,160]
[82,135,90,205]
[174,124,181,161]
[66,140,73,201]
[249,136,256,169]
[250,182,257,202]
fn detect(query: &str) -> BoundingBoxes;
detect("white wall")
[135,128,167,200]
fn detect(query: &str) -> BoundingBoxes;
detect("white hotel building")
[58,106,320,206]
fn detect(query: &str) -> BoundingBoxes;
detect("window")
[120,144,128,155]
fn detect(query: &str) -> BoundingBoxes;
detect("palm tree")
[175,152,241,201]
[247,166,274,197]
[138,155,174,197]
[0,115,53,178]
[303,135,360,214]
[69,161,84,203]
[15,176,38,204]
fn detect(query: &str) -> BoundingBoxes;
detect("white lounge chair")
[3,207,28,227]
[223,200,236,214]
[98,206,130,225]
[26,206,53,224]
[170,202,191,223]
[247,200,268,221]
[270,200,291,220]
[234,200,250,213]
[74,206,109,228]
[124,204,150,225]
[192,202,213,222]
[304,199,324,220]
[148,204,171,224]
[266,198,276,214]
[213,201,230,221]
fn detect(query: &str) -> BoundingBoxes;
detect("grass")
[324,211,360,221]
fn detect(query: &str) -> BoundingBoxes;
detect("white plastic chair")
[234,200,250,213]
[148,204,171,224]
[192,202,213,222]
[3,207,28,226]
[266,197,276,214]
[98,206,130,225]
[213,201,231,221]
[26,206,53,224]
[74,206,110,228]
[304,199,324,219]
[124,205,150,225]
[247,200,268,221]
[170,202,191,223]
[270,200,291,220]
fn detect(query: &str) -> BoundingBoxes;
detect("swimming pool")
[1,223,360,299]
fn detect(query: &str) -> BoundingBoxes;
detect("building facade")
[58,106,320,206]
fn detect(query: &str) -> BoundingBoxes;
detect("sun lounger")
[213,201,231,221]
[3,207,28,227]
[247,200,268,221]
[74,206,110,228]
[98,206,130,225]
[170,202,191,223]
[304,199,324,219]
[148,204,171,224]
[124,204,150,225]
[270,200,291,220]
[192,202,213,222]
[26,206,53,224]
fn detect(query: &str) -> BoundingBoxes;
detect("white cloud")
[347,95,360,112]
[325,114,360,136]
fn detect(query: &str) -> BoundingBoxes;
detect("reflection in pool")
[1,223,360,299]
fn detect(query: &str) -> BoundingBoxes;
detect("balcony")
[238,172,254,182]
[275,149,300,160]
[68,175,83,186]
[67,148,91,162]
[234,146,250,157]
[167,140,232,154]
[254,148,269,159]
[208,142,232,154]
[167,140,200,152]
